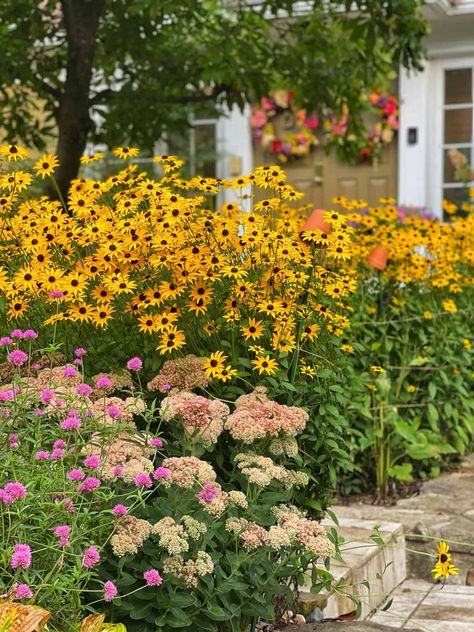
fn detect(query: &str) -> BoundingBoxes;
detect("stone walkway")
[368,578,474,631]
[333,455,474,584]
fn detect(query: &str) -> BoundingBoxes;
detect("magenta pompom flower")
[15,583,33,599]
[134,472,153,488]
[103,580,118,602]
[22,329,38,339]
[83,454,100,470]
[76,383,93,397]
[95,376,112,389]
[10,329,23,339]
[74,347,87,357]
[0,336,13,346]
[11,544,32,569]
[150,438,163,447]
[49,290,65,299]
[77,476,101,493]
[35,450,50,460]
[67,469,85,482]
[82,546,100,568]
[54,525,71,547]
[144,569,163,586]
[4,482,27,501]
[63,366,78,378]
[112,504,129,516]
[196,483,219,504]
[127,357,143,372]
[153,467,170,480]
[7,350,28,367]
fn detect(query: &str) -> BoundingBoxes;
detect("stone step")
[298,516,407,621]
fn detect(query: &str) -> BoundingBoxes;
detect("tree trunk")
[53,0,105,200]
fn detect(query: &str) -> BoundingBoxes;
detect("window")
[442,67,474,219]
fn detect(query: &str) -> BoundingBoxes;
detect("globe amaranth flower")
[74,347,87,357]
[35,450,50,460]
[0,336,13,345]
[196,482,219,504]
[153,467,170,480]
[127,357,143,372]
[76,383,93,397]
[144,569,163,586]
[10,329,23,338]
[77,476,101,492]
[82,546,100,568]
[112,504,129,516]
[50,448,65,460]
[3,482,27,501]
[83,454,100,470]
[134,472,153,488]
[15,583,33,599]
[11,544,32,569]
[68,469,85,482]
[95,376,113,389]
[54,525,71,547]
[7,349,28,367]
[150,438,163,447]
[22,329,38,339]
[103,580,118,602]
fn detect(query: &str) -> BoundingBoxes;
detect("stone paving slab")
[367,578,474,631]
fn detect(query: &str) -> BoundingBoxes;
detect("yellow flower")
[0,144,29,161]
[423,310,432,320]
[215,365,238,383]
[300,365,316,378]
[407,385,417,393]
[442,299,457,314]
[34,154,60,178]
[248,345,266,355]
[202,351,227,377]
[251,354,278,375]
[340,344,354,353]
[370,365,385,373]
[431,541,459,580]
[241,318,264,341]
[463,339,471,350]
[113,147,139,159]
[80,152,104,164]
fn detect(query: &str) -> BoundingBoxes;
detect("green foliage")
[0,0,427,150]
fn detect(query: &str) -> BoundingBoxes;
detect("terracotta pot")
[367,245,389,270]
[300,208,331,235]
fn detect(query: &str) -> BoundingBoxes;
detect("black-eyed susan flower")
[251,354,278,375]
[202,351,227,378]
[0,144,29,161]
[113,147,139,159]
[34,154,60,178]
[157,326,185,354]
[80,152,104,164]
[432,541,459,580]
[241,318,264,341]
[370,365,385,373]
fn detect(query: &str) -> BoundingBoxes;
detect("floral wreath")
[250,90,399,165]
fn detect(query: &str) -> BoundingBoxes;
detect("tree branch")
[32,74,62,99]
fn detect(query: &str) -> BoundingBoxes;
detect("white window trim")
[428,56,474,217]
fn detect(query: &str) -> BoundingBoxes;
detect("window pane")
[443,187,470,220]
[445,68,472,105]
[443,147,471,183]
[444,108,472,143]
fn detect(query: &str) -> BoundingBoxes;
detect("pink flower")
[196,483,219,504]
[54,525,71,547]
[113,465,124,477]
[82,546,100,568]
[106,405,121,419]
[15,583,33,599]
[64,499,75,512]
[50,448,65,460]
[103,580,118,602]
[73,358,82,365]
[60,413,81,430]
[144,569,163,586]
[77,477,101,493]
[11,544,32,569]
[0,389,18,402]
[53,439,67,448]
[134,473,153,488]
[76,383,93,397]
[63,366,78,378]
[10,329,23,338]
[112,504,129,516]
[67,469,85,482]
[83,454,100,470]
[4,482,27,501]
[126,357,143,372]
[153,467,170,480]
[49,290,65,299]
[35,450,50,460]
[0,490,13,504]
[75,347,87,357]
[160,383,171,392]
[150,438,163,447]
[33,363,42,370]
[95,376,112,389]
[0,336,12,345]
[7,350,28,367]
[22,329,38,339]
[41,389,55,404]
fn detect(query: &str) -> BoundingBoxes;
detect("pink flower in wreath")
[304,113,319,129]
[250,108,268,129]
[261,97,273,110]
